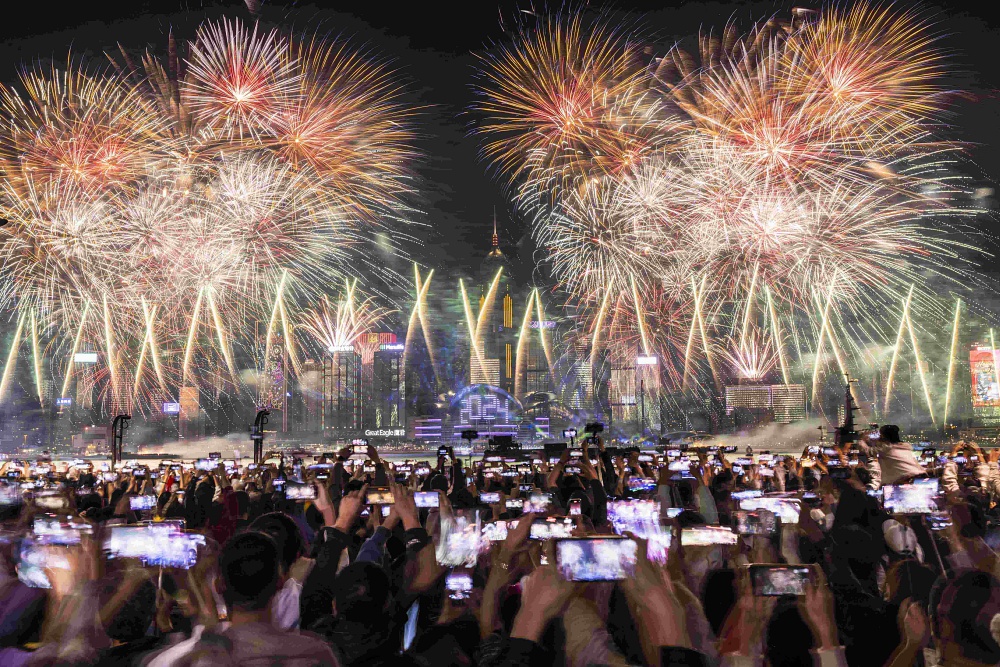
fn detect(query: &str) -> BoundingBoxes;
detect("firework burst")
[478,2,985,396]
[0,18,418,413]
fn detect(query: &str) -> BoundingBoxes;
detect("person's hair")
[334,561,391,620]
[884,560,937,607]
[304,503,324,532]
[207,502,224,526]
[248,511,303,572]
[712,470,734,490]
[428,474,449,493]
[675,509,707,528]
[764,603,813,665]
[219,532,282,612]
[701,569,737,635]
[101,577,157,643]
[935,570,1000,664]
[233,490,249,517]
[879,424,901,443]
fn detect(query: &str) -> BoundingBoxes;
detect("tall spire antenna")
[492,207,499,248]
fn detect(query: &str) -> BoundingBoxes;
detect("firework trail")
[0,18,418,413]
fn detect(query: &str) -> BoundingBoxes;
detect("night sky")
[2,0,999,285]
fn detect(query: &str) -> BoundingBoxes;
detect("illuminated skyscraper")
[472,211,516,393]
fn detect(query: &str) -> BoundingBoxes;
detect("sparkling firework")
[477,2,987,413]
[0,18,417,413]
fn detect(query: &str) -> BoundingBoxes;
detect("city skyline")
[2,1,1000,451]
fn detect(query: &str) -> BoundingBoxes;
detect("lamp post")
[251,409,270,464]
[111,414,131,466]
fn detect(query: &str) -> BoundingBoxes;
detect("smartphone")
[365,486,394,505]
[749,564,812,596]
[285,484,317,501]
[195,459,214,472]
[18,537,73,588]
[130,495,158,511]
[565,466,582,475]
[480,492,501,504]
[34,493,68,511]
[482,520,509,542]
[801,492,822,507]
[732,510,778,535]
[352,445,369,455]
[505,498,524,511]
[380,505,392,517]
[105,526,204,569]
[883,480,939,514]
[681,526,739,546]
[446,571,474,600]
[738,497,802,524]
[823,448,837,456]
[807,446,819,455]
[569,498,582,516]
[414,491,440,508]
[33,515,92,544]
[519,484,533,493]
[626,477,657,492]
[1,484,23,506]
[140,519,186,533]
[436,510,481,567]
[272,479,286,490]
[637,454,654,463]
[555,537,637,581]
[437,447,450,457]
[570,449,583,458]
[103,472,117,482]
[525,491,553,513]
[868,429,880,440]
[247,463,258,470]
[530,516,575,540]
[133,469,146,477]
[927,511,953,530]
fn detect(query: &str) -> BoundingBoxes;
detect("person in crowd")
[863,424,926,487]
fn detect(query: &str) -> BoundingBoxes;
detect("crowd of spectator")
[0,425,998,666]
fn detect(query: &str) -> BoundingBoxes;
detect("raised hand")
[510,564,574,642]
[390,481,420,530]
[333,485,368,534]
[798,565,839,650]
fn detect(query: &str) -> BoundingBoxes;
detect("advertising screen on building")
[970,347,1000,408]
